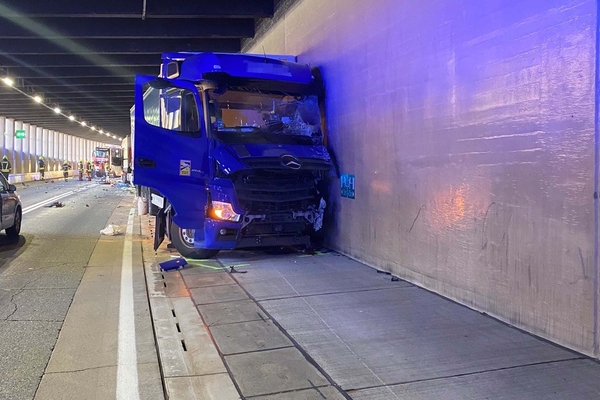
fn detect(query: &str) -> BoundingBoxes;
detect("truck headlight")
[210,201,241,222]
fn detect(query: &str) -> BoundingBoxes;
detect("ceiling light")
[69,115,75,121]
[91,126,96,131]
[105,133,110,136]
[33,95,42,103]
[81,121,87,126]
[112,135,117,139]
[2,77,14,86]
[53,107,61,114]
[99,129,104,134]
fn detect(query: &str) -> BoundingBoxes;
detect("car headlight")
[210,201,241,222]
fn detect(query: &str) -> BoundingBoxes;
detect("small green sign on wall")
[15,129,25,139]
[341,173,355,199]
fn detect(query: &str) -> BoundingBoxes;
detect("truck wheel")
[170,220,219,259]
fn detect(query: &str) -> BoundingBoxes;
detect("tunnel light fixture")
[69,115,75,121]
[81,121,87,126]
[2,77,14,86]
[91,126,96,131]
[53,107,61,114]
[112,135,117,139]
[33,95,42,103]
[99,129,104,134]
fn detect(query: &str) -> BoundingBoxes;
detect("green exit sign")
[15,129,25,139]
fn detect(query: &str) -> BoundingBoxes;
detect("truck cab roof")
[159,52,316,87]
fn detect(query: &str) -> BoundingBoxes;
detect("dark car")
[0,174,21,238]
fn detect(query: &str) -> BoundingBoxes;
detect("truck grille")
[243,158,331,171]
[234,173,317,213]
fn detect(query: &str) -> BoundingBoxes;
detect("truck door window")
[142,85,201,138]
[162,89,200,137]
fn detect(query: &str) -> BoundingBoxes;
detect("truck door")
[133,75,210,228]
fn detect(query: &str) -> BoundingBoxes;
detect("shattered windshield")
[207,89,321,140]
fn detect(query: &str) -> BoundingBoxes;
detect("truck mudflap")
[154,208,166,251]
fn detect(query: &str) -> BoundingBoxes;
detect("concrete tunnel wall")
[244,0,600,357]
[0,115,106,182]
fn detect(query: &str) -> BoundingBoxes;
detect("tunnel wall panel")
[245,0,599,355]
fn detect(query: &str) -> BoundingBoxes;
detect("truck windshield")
[207,89,321,143]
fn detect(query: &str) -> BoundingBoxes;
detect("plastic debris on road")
[159,257,188,271]
[100,224,122,236]
[47,201,64,208]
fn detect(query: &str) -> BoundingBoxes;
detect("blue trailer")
[133,52,332,258]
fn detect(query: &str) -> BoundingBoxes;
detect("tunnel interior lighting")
[53,107,61,114]
[99,129,104,134]
[69,115,75,121]
[2,77,14,86]
[33,95,42,103]
[81,121,87,126]
[91,126,96,131]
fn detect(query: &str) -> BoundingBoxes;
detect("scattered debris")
[47,201,64,208]
[85,204,89,207]
[229,266,247,274]
[159,257,187,271]
[391,276,400,282]
[100,224,122,236]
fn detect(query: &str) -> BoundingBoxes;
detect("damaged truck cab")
[133,52,332,258]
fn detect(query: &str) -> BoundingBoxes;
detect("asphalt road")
[0,178,135,400]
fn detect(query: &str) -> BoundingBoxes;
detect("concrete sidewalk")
[145,234,600,399]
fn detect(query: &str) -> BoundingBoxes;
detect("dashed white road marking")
[22,185,94,214]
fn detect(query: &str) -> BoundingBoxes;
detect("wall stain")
[406,204,425,234]
[481,202,497,250]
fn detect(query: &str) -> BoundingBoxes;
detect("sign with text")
[341,173,355,199]
[15,129,25,139]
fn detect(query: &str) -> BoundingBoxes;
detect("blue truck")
[132,52,332,258]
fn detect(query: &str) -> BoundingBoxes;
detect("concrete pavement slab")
[253,386,347,400]
[225,347,329,397]
[165,374,240,400]
[36,362,162,400]
[198,299,267,326]
[190,284,249,305]
[151,296,227,377]
[87,238,125,268]
[210,319,293,355]
[182,271,236,288]
[349,359,600,400]
[35,365,117,400]
[44,265,120,373]
[181,259,226,274]
[223,252,411,300]
[261,286,579,390]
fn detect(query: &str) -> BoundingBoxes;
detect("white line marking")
[116,208,140,400]
[22,185,94,214]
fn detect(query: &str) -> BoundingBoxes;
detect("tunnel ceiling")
[0,0,275,144]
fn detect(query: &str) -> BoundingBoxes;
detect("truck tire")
[170,220,219,259]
